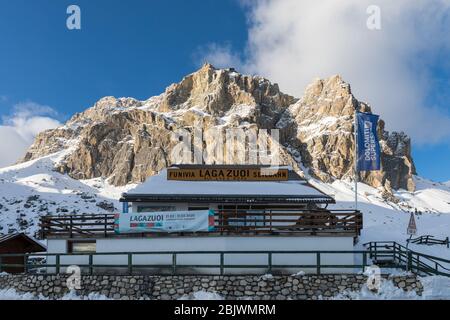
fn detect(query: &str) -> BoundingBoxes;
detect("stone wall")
[0,274,423,300]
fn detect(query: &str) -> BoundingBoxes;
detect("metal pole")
[316,252,321,275]
[362,252,367,273]
[407,251,413,271]
[172,253,177,275]
[89,254,93,275]
[220,253,224,275]
[128,253,133,275]
[406,234,412,249]
[56,254,60,274]
[355,110,358,211]
[268,252,272,274]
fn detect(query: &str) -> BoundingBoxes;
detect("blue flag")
[357,112,381,171]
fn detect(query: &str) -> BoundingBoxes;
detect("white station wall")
[46,236,356,274]
[96,236,351,252]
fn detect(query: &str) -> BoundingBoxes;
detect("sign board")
[407,213,417,235]
[114,210,215,234]
[167,168,289,181]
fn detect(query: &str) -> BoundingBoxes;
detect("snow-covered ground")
[310,177,450,259]
[0,288,111,300]
[331,275,450,300]
[179,290,225,300]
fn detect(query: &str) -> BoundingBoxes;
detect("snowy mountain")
[0,64,449,260]
[20,63,415,192]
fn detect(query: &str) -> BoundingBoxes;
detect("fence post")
[55,254,60,274]
[268,253,272,274]
[127,253,133,275]
[270,210,273,233]
[407,251,413,272]
[393,244,398,266]
[416,255,420,272]
[24,255,28,274]
[69,216,73,238]
[220,253,224,276]
[104,214,108,238]
[316,252,321,275]
[172,253,177,275]
[362,252,367,272]
[373,243,377,262]
[89,254,93,275]
[219,211,223,236]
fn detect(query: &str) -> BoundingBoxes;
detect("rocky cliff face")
[21,64,416,192]
[277,75,416,192]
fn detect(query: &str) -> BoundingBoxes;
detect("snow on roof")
[125,169,330,198]
[0,233,46,252]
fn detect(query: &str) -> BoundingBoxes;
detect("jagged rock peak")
[280,74,416,192]
[294,75,371,116]
[157,63,296,115]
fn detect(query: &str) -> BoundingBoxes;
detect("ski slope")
[312,177,450,259]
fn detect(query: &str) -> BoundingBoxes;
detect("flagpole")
[354,110,358,211]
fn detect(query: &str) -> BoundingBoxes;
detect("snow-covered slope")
[311,177,450,259]
[0,153,449,260]
[0,151,135,237]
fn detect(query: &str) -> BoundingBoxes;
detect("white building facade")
[41,165,363,274]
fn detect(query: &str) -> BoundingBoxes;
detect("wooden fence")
[39,209,362,239]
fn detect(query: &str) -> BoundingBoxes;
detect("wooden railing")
[39,214,115,239]
[364,241,450,277]
[39,209,362,239]
[406,235,449,248]
[0,249,375,276]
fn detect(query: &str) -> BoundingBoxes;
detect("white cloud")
[201,0,450,144]
[0,126,30,168]
[194,43,244,70]
[0,102,61,168]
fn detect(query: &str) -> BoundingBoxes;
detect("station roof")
[121,166,335,204]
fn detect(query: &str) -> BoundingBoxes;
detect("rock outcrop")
[21,64,416,191]
[277,75,416,191]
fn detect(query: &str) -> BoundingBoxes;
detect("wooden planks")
[40,210,363,239]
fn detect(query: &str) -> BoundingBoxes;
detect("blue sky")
[0,0,247,117]
[0,0,449,182]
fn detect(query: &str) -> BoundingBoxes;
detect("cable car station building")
[40,165,362,274]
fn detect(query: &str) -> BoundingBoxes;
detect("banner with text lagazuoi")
[114,210,215,234]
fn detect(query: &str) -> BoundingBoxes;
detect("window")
[188,206,210,211]
[68,241,96,253]
[220,205,266,227]
[246,209,266,227]
[137,206,175,213]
